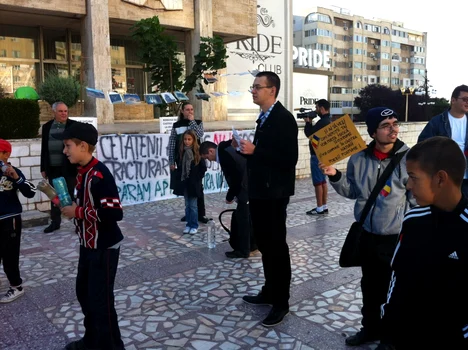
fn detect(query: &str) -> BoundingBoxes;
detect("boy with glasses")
[321,107,412,349]
[418,84,468,195]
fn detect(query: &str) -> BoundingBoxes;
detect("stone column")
[81,0,114,124]
[188,0,217,122]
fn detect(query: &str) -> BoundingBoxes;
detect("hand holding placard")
[310,115,366,166]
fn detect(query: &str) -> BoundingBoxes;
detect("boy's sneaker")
[0,287,24,303]
[183,226,191,234]
[189,228,198,235]
[306,208,329,215]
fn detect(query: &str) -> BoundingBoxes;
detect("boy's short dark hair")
[199,141,217,155]
[407,136,466,187]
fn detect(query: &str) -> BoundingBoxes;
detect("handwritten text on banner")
[97,130,255,205]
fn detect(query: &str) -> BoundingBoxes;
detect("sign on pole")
[311,115,366,166]
[159,116,178,134]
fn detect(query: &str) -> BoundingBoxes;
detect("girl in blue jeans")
[178,130,205,234]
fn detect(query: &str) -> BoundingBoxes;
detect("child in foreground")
[0,139,36,303]
[57,123,125,350]
[380,136,468,349]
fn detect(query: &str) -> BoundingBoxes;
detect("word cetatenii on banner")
[97,130,255,206]
[310,115,366,166]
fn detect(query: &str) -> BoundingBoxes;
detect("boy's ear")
[435,170,449,186]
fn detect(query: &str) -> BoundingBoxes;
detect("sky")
[293,1,466,100]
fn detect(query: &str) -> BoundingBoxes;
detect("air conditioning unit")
[374,44,380,49]
[370,53,375,57]
[373,57,378,61]
[343,53,348,57]
[344,26,348,30]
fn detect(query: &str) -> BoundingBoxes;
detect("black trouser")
[197,194,206,218]
[0,216,22,287]
[234,201,255,256]
[76,246,124,350]
[360,231,398,336]
[47,166,75,227]
[250,197,291,309]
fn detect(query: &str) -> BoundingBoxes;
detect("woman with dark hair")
[168,102,210,223]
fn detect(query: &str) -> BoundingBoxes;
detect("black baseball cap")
[57,122,98,146]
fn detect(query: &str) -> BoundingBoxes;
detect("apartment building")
[293,6,427,116]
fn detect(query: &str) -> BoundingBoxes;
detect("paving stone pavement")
[0,179,382,350]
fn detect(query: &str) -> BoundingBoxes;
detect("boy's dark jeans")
[76,246,124,350]
[360,231,398,337]
[0,216,22,287]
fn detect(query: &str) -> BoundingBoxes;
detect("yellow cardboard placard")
[310,114,367,166]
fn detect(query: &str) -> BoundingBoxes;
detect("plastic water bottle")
[207,219,217,249]
[37,180,60,206]
[0,161,8,172]
[52,177,72,207]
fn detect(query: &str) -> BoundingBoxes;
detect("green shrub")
[0,99,40,139]
[37,75,80,108]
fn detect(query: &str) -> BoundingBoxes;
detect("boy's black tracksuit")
[73,157,124,350]
[0,166,36,287]
[381,197,468,348]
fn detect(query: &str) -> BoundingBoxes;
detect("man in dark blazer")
[237,71,298,327]
[40,102,78,233]
[200,140,256,258]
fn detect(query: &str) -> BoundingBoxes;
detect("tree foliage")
[353,84,448,122]
[354,84,402,121]
[131,16,228,99]
[183,36,228,93]
[130,16,184,93]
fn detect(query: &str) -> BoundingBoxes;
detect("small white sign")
[69,117,98,130]
[159,116,178,134]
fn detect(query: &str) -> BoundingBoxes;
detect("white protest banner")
[97,130,255,206]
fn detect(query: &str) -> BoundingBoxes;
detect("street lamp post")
[400,87,415,122]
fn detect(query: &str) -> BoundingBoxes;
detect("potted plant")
[37,74,80,108]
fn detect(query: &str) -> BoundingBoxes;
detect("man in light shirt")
[418,84,468,195]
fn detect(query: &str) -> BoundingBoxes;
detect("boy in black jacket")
[58,123,125,350]
[380,136,468,349]
[0,139,36,303]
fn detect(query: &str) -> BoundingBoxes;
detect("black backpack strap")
[359,150,408,225]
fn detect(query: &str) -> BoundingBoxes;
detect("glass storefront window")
[126,68,144,97]
[44,63,69,78]
[0,25,38,60]
[43,29,67,61]
[0,25,39,92]
[71,35,82,62]
[0,62,38,92]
